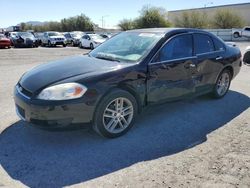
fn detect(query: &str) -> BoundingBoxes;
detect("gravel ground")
[0,43,249,188]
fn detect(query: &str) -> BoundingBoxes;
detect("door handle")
[216,56,223,60]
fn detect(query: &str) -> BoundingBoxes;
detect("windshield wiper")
[95,54,120,62]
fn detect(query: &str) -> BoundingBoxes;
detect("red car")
[0,34,11,48]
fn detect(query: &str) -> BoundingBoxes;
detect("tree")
[118,6,171,30]
[19,13,94,32]
[212,9,244,29]
[118,19,135,31]
[20,22,27,31]
[135,6,171,28]
[174,11,209,28]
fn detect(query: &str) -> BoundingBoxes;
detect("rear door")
[147,33,197,103]
[193,33,225,93]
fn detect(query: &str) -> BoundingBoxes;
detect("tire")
[90,43,94,50]
[93,89,138,138]
[233,32,240,38]
[63,44,66,47]
[212,69,232,99]
[48,41,52,47]
[79,42,83,48]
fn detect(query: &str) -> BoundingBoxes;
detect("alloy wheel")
[103,97,134,134]
[216,72,230,96]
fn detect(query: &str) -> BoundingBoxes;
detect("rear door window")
[194,33,215,55]
[213,37,225,51]
[244,27,250,31]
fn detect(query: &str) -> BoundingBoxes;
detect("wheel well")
[223,66,234,78]
[117,85,143,113]
[97,86,143,114]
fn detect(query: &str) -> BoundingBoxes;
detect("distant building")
[168,3,250,26]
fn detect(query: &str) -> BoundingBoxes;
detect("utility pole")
[101,15,109,29]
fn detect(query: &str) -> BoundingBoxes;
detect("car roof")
[127,28,209,35]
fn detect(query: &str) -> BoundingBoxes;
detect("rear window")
[244,27,250,31]
[194,33,215,54]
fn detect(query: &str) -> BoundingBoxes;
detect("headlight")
[37,83,87,100]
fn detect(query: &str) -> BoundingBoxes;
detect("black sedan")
[14,28,242,138]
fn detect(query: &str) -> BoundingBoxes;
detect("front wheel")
[79,42,83,48]
[93,89,138,138]
[48,41,52,47]
[212,70,231,98]
[90,43,94,50]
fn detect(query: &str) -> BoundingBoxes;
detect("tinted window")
[158,34,193,62]
[194,34,215,54]
[213,37,225,51]
[244,27,250,31]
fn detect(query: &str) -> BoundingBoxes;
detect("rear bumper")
[14,86,95,129]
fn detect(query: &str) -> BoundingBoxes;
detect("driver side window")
[156,34,193,62]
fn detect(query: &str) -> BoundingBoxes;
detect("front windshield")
[70,33,82,38]
[18,32,34,38]
[89,32,163,63]
[48,32,62,37]
[0,34,5,39]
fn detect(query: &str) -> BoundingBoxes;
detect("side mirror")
[243,48,250,65]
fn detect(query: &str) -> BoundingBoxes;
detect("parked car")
[64,32,84,46]
[243,46,250,65]
[100,33,112,39]
[34,32,44,46]
[14,28,242,138]
[79,34,106,49]
[41,32,66,47]
[232,26,250,38]
[11,32,39,48]
[0,34,11,48]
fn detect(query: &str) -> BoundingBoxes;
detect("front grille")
[17,83,33,98]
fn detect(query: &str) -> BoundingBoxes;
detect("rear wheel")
[233,32,240,38]
[93,89,137,138]
[212,69,231,98]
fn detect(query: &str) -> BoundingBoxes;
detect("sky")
[0,0,249,28]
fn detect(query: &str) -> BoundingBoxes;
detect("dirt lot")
[0,43,250,188]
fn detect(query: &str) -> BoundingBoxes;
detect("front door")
[147,33,197,103]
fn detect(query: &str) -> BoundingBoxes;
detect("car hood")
[0,38,10,41]
[19,35,35,40]
[93,39,106,43]
[49,36,65,39]
[19,55,132,92]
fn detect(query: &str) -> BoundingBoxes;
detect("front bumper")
[50,40,66,45]
[14,86,95,129]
